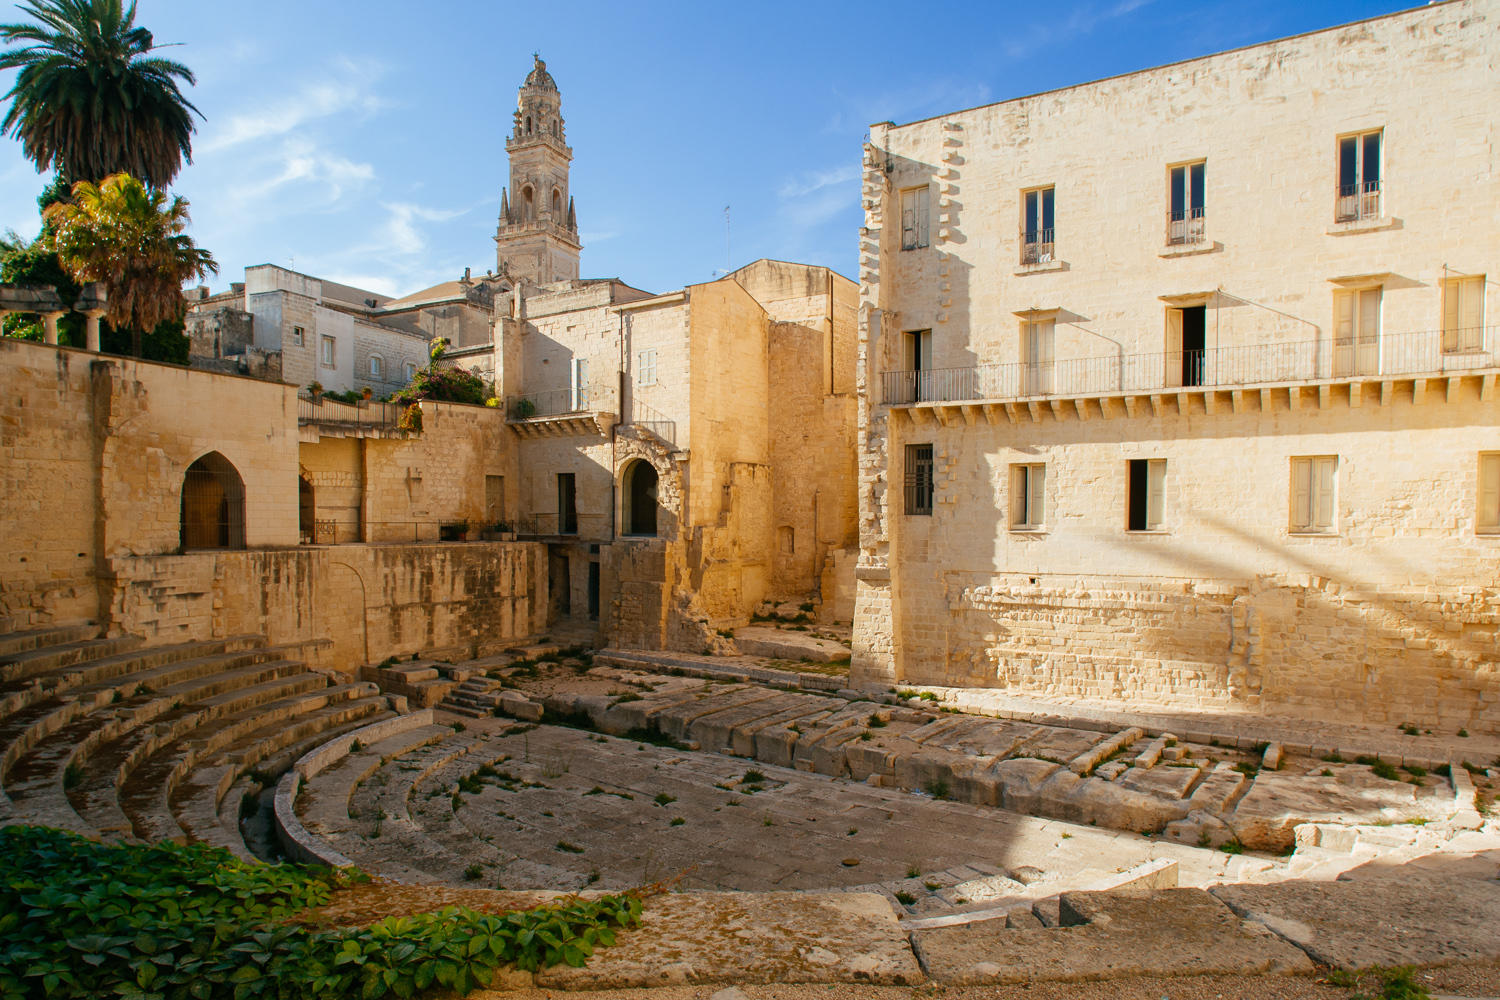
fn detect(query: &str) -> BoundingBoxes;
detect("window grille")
[905,444,934,515]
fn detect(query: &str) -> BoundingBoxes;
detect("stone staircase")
[0,621,404,859]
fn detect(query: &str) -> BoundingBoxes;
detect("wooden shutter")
[1443,279,1462,352]
[1291,458,1312,529]
[916,187,930,247]
[1480,454,1500,529]
[1147,460,1166,529]
[900,189,916,248]
[1315,457,1336,529]
[1028,465,1046,527]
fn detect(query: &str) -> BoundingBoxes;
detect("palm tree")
[1,0,200,189]
[44,172,216,357]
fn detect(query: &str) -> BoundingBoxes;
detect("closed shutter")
[1291,458,1312,530]
[1480,454,1500,529]
[1315,457,1337,529]
[1461,278,1484,349]
[916,187,930,248]
[900,189,915,248]
[1146,460,1166,529]
[1334,292,1354,345]
[1028,465,1046,527]
[1443,280,1463,352]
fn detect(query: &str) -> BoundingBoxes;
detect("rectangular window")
[1167,162,1205,245]
[557,473,577,535]
[900,186,930,250]
[637,349,657,386]
[292,325,305,347]
[1480,453,1500,533]
[1336,129,1382,222]
[1290,456,1338,532]
[1010,463,1045,529]
[369,355,382,378]
[1127,459,1166,531]
[1443,275,1485,353]
[1021,186,1055,264]
[1333,287,1381,376]
[404,361,416,381]
[571,357,589,410]
[320,335,335,368]
[904,444,934,515]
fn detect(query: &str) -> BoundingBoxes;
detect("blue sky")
[1,0,1412,296]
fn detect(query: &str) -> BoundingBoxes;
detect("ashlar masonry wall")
[881,385,1500,730]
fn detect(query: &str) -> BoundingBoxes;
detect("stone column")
[82,310,105,352]
[41,310,65,345]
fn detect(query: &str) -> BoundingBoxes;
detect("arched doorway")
[180,452,246,550]
[622,460,659,537]
[298,476,315,543]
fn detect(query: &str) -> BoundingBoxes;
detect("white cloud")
[200,57,386,153]
[378,201,469,256]
[1001,1,1158,60]
[778,164,860,200]
[233,138,376,205]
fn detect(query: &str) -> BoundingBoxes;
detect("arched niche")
[621,459,659,537]
[180,451,246,550]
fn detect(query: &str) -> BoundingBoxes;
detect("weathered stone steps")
[121,684,385,842]
[72,666,325,836]
[0,623,98,659]
[0,635,145,686]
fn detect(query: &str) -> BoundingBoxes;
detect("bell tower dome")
[495,55,581,284]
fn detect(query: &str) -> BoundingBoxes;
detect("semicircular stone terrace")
[280,652,1473,918]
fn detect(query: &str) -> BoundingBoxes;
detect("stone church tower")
[495,56,581,284]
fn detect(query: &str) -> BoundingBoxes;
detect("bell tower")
[495,55,581,284]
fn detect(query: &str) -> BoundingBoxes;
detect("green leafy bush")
[0,825,641,1000]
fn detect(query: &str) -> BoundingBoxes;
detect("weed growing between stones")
[0,825,641,999]
[894,891,916,906]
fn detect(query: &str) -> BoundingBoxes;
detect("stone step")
[297,724,458,838]
[180,710,414,856]
[0,635,269,719]
[0,635,144,685]
[0,623,98,658]
[731,625,851,663]
[153,698,392,845]
[120,683,380,842]
[71,667,326,836]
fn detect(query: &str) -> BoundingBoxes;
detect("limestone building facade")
[460,58,860,646]
[853,0,1500,731]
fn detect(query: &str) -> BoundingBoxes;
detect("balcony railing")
[506,382,612,420]
[622,398,677,447]
[1020,229,1056,265]
[1166,207,1206,246]
[881,326,1497,405]
[297,392,406,433]
[1335,181,1381,223]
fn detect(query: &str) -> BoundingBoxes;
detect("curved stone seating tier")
[72,666,325,836]
[0,637,272,779]
[0,626,409,857]
[2,646,297,834]
[123,683,388,843]
[0,624,98,659]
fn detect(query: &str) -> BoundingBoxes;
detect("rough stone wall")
[0,340,101,625]
[513,432,615,539]
[0,339,299,625]
[359,401,514,543]
[352,321,428,397]
[105,542,546,670]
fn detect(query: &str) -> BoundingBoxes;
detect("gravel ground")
[474,959,1500,1000]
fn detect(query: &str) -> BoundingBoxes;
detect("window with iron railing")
[1336,129,1382,222]
[1167,162,1206,245]
[1021,186,1055,264]
[904,444,934,515]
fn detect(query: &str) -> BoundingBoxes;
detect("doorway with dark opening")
[1180,305,1206,387]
